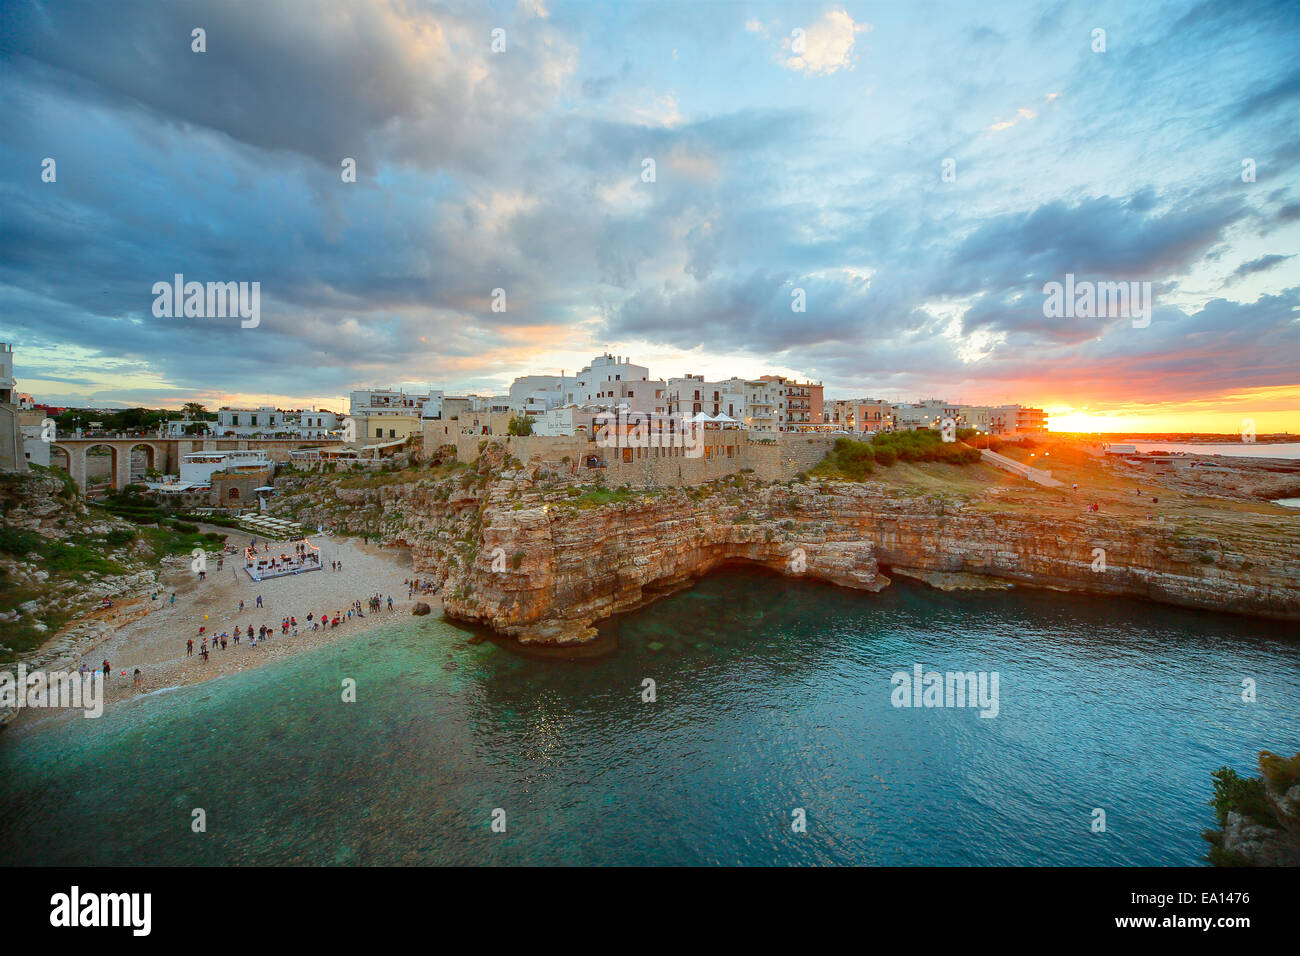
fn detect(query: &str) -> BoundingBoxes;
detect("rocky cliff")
[271,452,1300,645]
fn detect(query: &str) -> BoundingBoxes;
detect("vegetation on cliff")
[1203,751,1300,866]
[0,471,225,662]
[812,430,981,479]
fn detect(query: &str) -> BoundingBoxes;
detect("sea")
[1,570,1296,866]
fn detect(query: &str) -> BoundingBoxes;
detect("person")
[187,638,193,656]
[133,668,142,688]
[256,594,263,608]
[387,595,393,611]
[102,659,110,678]
[170,593,175,605]
[1072,482,1078,491]
[239,599,245,613]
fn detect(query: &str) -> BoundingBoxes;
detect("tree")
[507,415,534,436]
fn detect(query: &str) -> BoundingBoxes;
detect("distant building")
[0,343,26,473]
[180,450,274,485]
[348,388,439,443]
[828,399,893,433]
[214,406,340,439]
[766,376,824,430]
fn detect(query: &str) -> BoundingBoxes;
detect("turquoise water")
[1,570,1297,866]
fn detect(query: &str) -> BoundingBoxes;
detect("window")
[229,487,240,499]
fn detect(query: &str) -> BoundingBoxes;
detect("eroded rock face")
[438,482,1300,644]
[270,465,1300,646]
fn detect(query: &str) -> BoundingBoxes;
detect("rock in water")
[412,602,431,616]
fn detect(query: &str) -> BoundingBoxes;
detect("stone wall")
[452,431,835,488]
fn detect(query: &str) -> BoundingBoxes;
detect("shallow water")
[1,570,1296,865]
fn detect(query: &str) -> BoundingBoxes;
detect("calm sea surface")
[2,571,1297,866]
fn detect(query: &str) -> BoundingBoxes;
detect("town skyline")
[1,1,1297,433]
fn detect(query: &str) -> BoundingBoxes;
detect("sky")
[0,0,1298,433]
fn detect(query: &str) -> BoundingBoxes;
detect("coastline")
[4,530,427,732]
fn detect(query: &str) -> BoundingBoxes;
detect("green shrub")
[872,429,981,465]
[811,438,875,480]
[0,525,43,555]
[1209,766,1276,829]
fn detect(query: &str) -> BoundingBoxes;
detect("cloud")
[781,8,870,76]
[1227,254,1295,283]
[0,0,1296,420]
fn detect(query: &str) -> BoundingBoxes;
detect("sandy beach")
[7,527,437,730]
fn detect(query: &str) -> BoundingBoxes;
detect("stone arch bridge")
[48,437,328,492]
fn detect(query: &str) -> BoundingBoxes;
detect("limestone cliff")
[271,454,1300,645]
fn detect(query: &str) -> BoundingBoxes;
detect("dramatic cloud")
[0,0,1296,430]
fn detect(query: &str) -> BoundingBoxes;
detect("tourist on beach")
[133,668,142,688]
[170,593,175,605]
[239,599,245,612]
[387,596,393,611]
[187,638,193,656]
[102,660,110,678]
[256,594,263,608]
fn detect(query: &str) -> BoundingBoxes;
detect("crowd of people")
[184,592,399,664]
[406,577,439,598]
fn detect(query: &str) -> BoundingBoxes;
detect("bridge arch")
[81,442,121,492]
[127,442,162,482]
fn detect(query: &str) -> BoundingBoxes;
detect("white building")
[180,450,273,485]
[666,376,744,420]
[213,407,340,438]
[508,354,656,413]
[891,400,962,431]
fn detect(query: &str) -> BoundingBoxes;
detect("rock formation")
[270,452,1300,645]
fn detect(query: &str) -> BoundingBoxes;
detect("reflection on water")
[1,570,1297,866]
